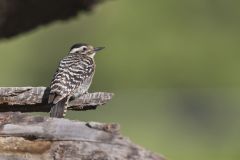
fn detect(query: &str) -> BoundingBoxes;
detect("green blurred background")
[0,0,240,159]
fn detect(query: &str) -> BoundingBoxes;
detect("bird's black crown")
[70,43,88,51]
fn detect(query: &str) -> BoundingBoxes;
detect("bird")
[48,43,104,118]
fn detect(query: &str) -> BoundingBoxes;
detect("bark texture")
[0,0,102,39]
[0,112,165,160]
[0,87,113,112]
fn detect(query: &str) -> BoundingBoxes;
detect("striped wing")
[49,55,83,104]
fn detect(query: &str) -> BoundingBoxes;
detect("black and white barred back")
[48,52,95,118]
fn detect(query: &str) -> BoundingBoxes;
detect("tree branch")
[0,0,103,39]
[0,87,113,112]
[0,112,165,160]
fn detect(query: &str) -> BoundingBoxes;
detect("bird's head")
[69,43,104,58]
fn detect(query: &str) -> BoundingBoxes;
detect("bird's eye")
[82,47,87,51]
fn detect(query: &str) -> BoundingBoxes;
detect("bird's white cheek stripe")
[70,48,80,53]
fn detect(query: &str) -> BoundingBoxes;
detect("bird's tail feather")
[50,97,68,118]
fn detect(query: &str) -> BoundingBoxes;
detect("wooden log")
[0,87,113,112]
[0,112,165,160]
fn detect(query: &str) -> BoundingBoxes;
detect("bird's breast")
[73,73,94,97]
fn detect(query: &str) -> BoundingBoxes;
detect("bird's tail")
[50,97,68,118]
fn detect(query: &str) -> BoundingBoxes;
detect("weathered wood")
[0,87,113,112]
[0,112,165,160]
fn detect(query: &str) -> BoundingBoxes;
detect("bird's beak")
[94,47,105,52]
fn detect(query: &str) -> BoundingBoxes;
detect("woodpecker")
[48,43,104,118]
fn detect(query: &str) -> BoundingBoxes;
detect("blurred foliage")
[0,0,240,160]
